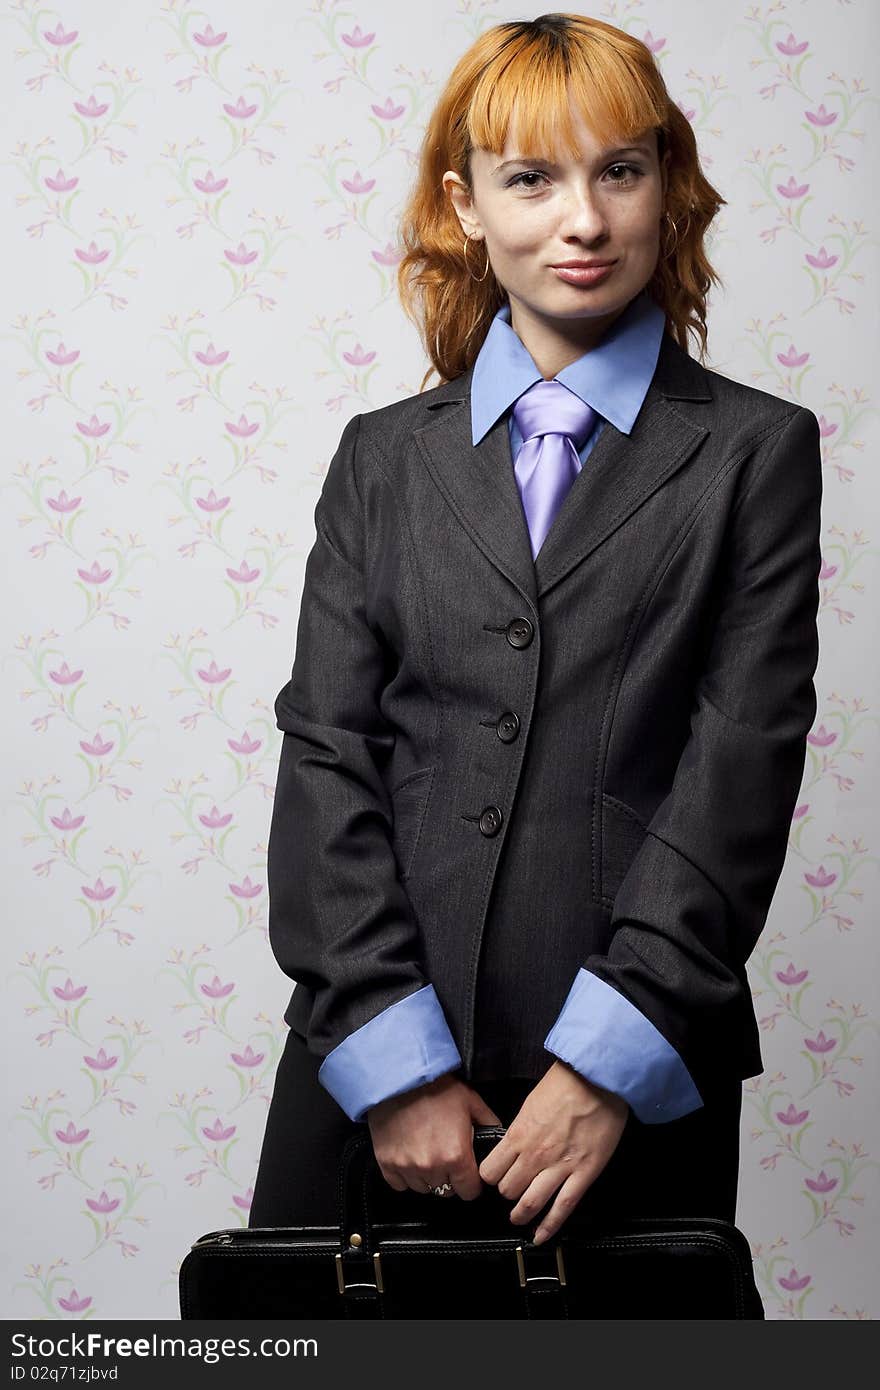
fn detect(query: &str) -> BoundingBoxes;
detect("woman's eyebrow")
[492,145,651,175]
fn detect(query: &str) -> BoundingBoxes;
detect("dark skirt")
[249,1026,742,1230]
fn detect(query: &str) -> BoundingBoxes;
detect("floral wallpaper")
[3,0,877,1321]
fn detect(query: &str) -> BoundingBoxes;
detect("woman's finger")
[507,1165,566,1226]
[496,1148,545,1202]
[477,1135,516,1184]
[531,1169,596,1243]
[380,1166,408,1192]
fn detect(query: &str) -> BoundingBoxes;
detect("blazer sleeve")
[544,404,823,1120]
[267,411,462,1122]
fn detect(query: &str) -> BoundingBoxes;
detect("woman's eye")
[508,170,550,190]
[508,163,644,192]
[605,162,643,185]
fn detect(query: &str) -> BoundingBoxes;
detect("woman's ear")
[442,170,481,241]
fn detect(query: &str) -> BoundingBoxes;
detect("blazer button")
[478,805,503,836]
[496,711,520,742]
[506,617,534,648]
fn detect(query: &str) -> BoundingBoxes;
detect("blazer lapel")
[413,329,714,606]
[415,384,539,605]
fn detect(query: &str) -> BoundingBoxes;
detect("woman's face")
[444,100,670,368]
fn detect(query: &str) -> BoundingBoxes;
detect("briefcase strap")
[334,1236,570,1318]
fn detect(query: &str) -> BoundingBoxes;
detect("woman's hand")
[367,1073,502,1200]
[478,1060,630,1243]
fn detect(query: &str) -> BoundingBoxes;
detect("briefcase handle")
[336,1123,510,1257]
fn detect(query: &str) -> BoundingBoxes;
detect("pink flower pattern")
[7,5,872,1326]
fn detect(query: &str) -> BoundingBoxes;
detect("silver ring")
[429,1180,455,1198]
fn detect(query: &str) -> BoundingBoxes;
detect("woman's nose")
[557,188,610,240]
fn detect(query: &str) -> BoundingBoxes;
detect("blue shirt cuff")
[317,984,462,1122]
[543,967,704,1123]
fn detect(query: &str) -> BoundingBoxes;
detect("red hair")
[397,12,726,389]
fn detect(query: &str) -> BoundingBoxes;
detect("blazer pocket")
[389,765,436,882]
[600,792,648,904]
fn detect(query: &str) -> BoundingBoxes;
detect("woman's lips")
[551,263,616,285]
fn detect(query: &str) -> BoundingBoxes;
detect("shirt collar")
[470,290,666,446]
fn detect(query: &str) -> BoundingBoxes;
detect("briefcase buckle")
[335,1250,384,1295]
[515,1242,566,1288]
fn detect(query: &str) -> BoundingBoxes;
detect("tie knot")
[512,378,597,451]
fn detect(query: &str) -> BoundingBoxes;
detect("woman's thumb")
[469,1092,503,1126]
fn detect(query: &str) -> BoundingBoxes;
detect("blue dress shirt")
[317,289,704,1125]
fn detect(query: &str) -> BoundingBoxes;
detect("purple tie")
[511,379,597,560]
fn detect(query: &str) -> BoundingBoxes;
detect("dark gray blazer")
[266,328,823,1105]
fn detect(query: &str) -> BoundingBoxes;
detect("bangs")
[465,28,666,163]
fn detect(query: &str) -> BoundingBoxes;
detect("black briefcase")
[179,1125,764,1319]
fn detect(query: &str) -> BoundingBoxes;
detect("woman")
[249,12,822,1268]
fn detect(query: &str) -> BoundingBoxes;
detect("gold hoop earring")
[463,230,490,283]
[662,209,680,258]
[662,206,694,259]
